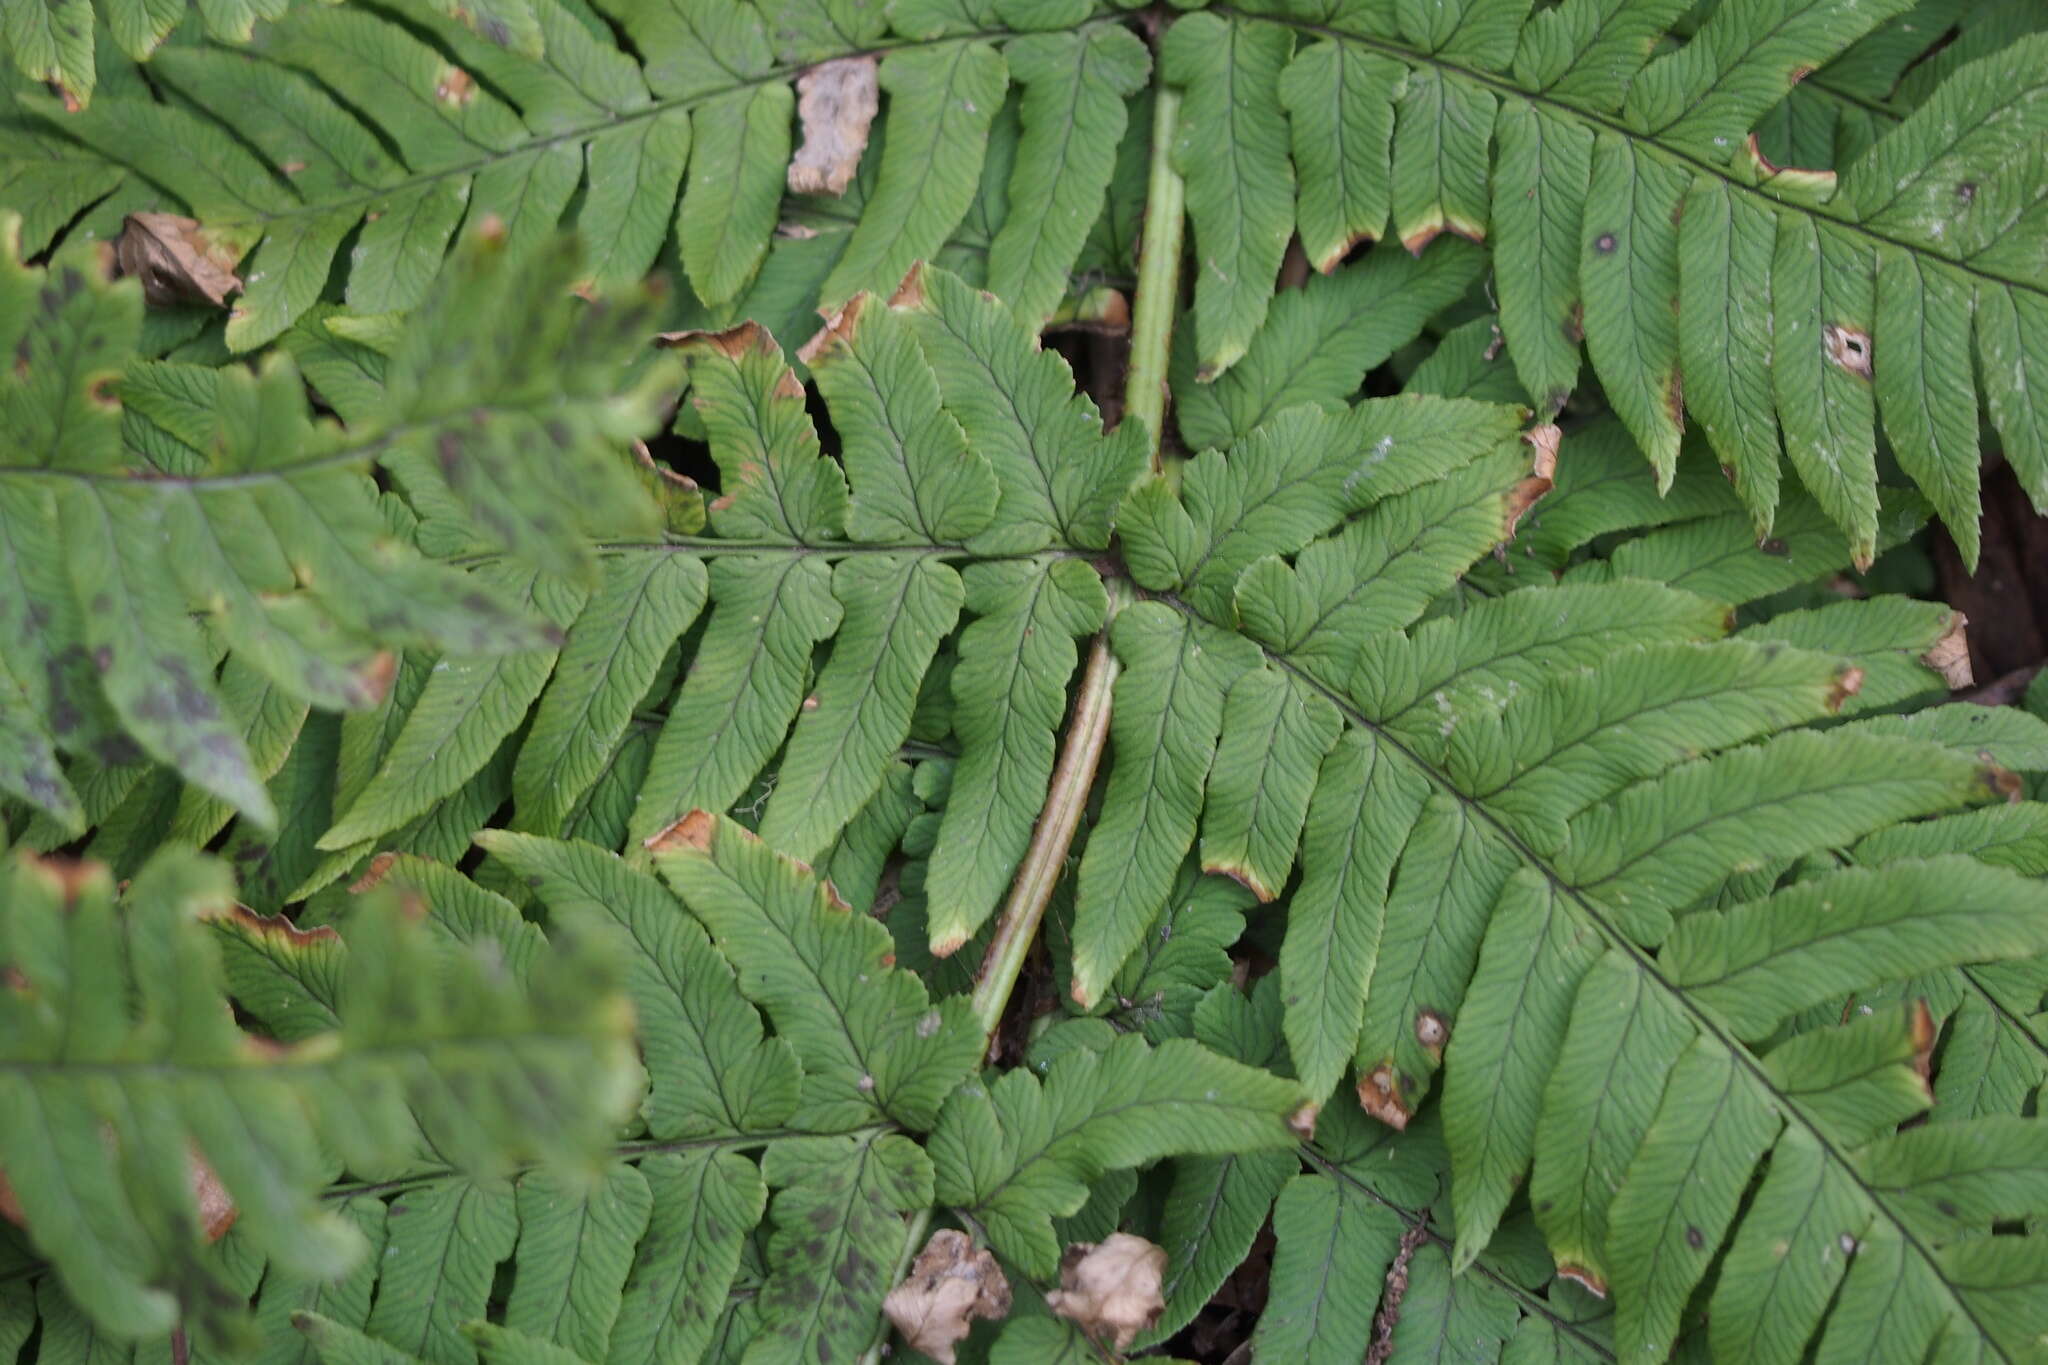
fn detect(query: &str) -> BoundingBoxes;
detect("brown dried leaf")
[1922,613,1973,689]
[115,214,242,309]
[1045,1233,1168,1352]
[788,56,879,197]
[881,1229,1012,1363]
[1501,424,1560,538]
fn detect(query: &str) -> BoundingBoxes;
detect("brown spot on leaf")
[1980,763,2024,804]
[1594,232,1617,254]
[1685,1225,1705,1249]
[1562,302,1585,344]
[881,1229,1011,1364]
[1413,1009,1448,1059]
[1045,1234,1166,1352]
[116,213,242,309]
[1288,1101,1319,1141]
[1357,1063,1411,1130]
[788,56,879,197]
[435,66,476,105]
[1921,613,1972,689]
[1823,666,1864,713]
[1822,323,1873,379]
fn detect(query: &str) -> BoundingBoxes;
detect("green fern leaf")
[651,811,981,1131]
[0,847,635,1347]
[929,1032,1305,1275]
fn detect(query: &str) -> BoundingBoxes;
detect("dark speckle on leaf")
[1685,1225,1705,1249]
[1595,233,1617,254]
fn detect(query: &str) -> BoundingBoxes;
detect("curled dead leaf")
[1045,1233,1167,1351]
[1501,424,1560,539]
[881,1229,1011,1363]
[1921,613,1972,690]
[116,213,242,309]
[788,56,879,197]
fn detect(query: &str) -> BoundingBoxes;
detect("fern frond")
[1143,0,2047,566]
[0,220,673,837]
[5,0,1144,350]
[0,845,636,1349]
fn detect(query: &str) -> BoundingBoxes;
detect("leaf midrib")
[1218,6,2048,304]
[1160,588,2019,1362]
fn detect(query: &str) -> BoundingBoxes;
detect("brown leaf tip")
[1357,1064,1412,1130]
[1556,1263,1607,1297]
[1921,613,1972,690]
[797,292,868,366]
[888,261,930,310]
[348,852,399,894]
[1202,858,1275,903]
[1046,1234,1167,1352]
[644,809,717,855]
[882,1229,1011,1364]
[655,321,780,365]
[205,904,342,947]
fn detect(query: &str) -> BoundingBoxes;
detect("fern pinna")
[5,0,2048,1361]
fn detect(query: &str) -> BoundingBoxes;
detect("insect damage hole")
[1822,323,1872,379]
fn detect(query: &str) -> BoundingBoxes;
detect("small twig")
[967,601,1127,1048]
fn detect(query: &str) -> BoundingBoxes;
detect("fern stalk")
[968,584,1130,1043]
[1122,84,1186,475]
